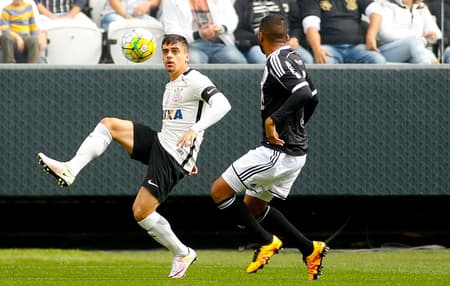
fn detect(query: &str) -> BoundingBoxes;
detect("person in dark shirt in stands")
[234,0,313,64]
[299,0,386,63]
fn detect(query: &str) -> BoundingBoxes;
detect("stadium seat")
[107,19,164,65]
[45,19,103,65]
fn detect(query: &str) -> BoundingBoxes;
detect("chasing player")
[210,14,329,280]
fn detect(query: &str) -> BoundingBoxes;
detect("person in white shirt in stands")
[100,0,161,31]
[160,0,247,64]
[377,0,441,64]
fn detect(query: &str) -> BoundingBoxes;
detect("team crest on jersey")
[346,0,358,11]
[172,87,184,102]
[320,0,332,11]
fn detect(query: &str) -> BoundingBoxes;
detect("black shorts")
[131,123,187,203]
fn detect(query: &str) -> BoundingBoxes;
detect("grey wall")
[0,64,448,196]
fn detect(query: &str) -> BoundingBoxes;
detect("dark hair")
[162,34,189,51]
[259,14,288,42]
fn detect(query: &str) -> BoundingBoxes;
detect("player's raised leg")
[37,118,132,187]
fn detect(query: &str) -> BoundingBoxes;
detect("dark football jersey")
[261,46,318,156]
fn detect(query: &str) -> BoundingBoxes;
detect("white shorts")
[222,146,306,202]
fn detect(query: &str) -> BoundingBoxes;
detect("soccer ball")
[121,29,156,63]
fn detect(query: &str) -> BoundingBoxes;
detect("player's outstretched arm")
[191,93,231,133]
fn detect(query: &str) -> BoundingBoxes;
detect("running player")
[210,14,329,280]
[37,34,231,279]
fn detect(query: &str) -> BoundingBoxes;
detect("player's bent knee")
[133,188,159,221]
[99,117,115,129]
[210,177,223,200]
[133,206,153,221]
[210,177,235,203]
[99,117,132,141]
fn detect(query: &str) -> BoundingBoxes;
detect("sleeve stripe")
[269,53,284,78]
[292,81,308,93]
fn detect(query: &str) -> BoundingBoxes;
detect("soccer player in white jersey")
[37,34,231,279]
[211,14,328,280]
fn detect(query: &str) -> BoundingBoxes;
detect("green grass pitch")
[1,248,449,285]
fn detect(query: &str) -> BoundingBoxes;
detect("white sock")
[66,123,112,176]
[138,212,189,256]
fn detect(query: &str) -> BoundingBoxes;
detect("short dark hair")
[162,34,189,51]
[259,14,288,42]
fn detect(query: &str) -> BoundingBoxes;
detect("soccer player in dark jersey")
[211,14,328,280]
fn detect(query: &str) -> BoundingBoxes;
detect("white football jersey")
[158,68,215,173]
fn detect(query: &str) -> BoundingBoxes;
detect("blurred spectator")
[100,0,160,31]
[234,0,313,64]
[377,0,441,64]
[160,0,247,64]
[1,0,47,57]
[299,0,386,64]
[426,0,450,63]
[36,0,97,29]
[1,0,47,48]
[0,0,40,62]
